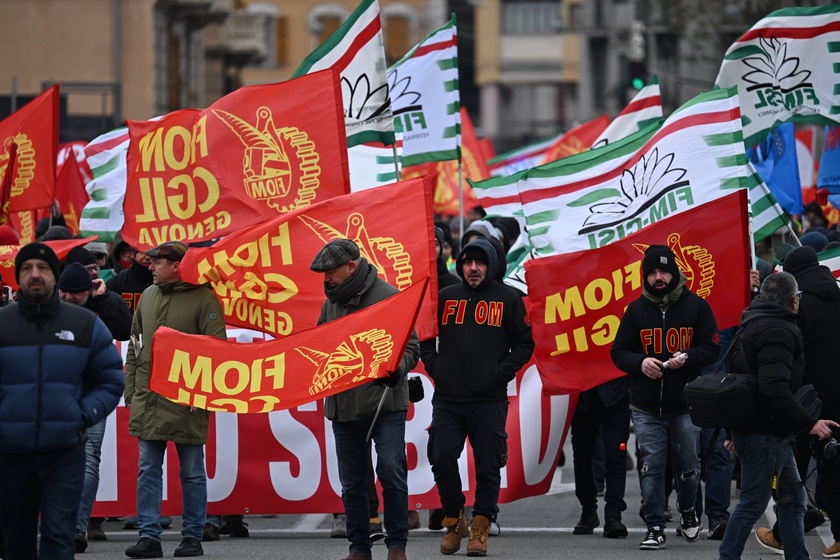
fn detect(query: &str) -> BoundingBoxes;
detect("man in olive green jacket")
[311,238,420,560]
[124,241,226,559]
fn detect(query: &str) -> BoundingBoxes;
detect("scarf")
[642,273,687,309]
[324,258,373,304]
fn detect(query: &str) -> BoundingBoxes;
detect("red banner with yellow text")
[0,85,58,218]
[178,176,439,341]
[91,334,576,516]
[150,280,427,413]
[540,115,611,165]
[524,190,750,395]
[123,70,350,251]
[0,236,98,290]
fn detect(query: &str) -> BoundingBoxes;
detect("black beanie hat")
[434,227,445,257]
[15,242,60,283]
[462,246,488,265]
[783,246,819,277]
[642,245,680,278]
[65,246,97,267]
[57,262,93,292]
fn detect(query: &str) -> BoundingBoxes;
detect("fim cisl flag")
[524,190,750,395]
[715,4,840,147]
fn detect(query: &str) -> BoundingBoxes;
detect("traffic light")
[628,60,648,91]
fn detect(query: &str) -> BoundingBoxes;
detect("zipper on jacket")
[36,310,44,453]
[659,308,666,416]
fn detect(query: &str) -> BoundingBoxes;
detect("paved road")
[77,437,835,559]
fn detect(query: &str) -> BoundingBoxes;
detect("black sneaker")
[804,507,826,533]
[223,518,250,538]
[370,519,386,542]
[74,530,88,553]
[88,518,107,541]
[125,537,163,558]
[678,507,701,542]
[174,537,204,557]
[428,508,445,531]
[573,511,600,535]
[603,518,628,539]
[708,520,727,540]
[202,522,220,542]
[640,526,666,550]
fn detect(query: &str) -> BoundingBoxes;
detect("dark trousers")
[428,400,508,521]
[571,389,630,521]
[818,451,840,541]
[0,445,85,560]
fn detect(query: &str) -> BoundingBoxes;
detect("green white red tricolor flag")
[348,136,401,191]
[525,190,750,394]
[488,132,566,178]
[292,0,394,148]
[495,88,751,257]
[715,4,840,147]
[539,115,611,165]
[591,76,664,148]
[388,16,460,167]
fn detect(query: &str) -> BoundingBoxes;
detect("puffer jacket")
[318,261,420,423]
[125,281,226,444]
[0,291,125,453]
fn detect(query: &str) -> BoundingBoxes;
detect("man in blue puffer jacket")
[0,242,125,560]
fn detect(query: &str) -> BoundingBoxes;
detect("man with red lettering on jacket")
[610,244,720,551]
[420,237,534,557]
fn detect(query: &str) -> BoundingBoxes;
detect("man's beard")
[22,284,51,302]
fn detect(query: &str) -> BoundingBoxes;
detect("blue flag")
[747,123,803,215]
[818,126,840,207]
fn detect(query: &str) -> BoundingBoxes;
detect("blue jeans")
[0,445,85,560]
[719,432,808,560]
[332,410,408,556]
[696,426,733,525]
[632,410,701,528]
[136,439,206,541]
[76,419,106,532]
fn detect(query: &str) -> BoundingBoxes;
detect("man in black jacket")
[719,271,837,560]
[752,248,840,557]
[611,244,720,550]
[420,237,534,557]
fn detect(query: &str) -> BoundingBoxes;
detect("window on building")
[501,1,562,35]
[385,16,411,65]
[316,14,342,45]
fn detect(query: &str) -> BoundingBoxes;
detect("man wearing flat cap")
[420,237,534,557]
[310,238,420,560]
[124,240,226,559]
[0,242,124,559]
[611,244,720,551]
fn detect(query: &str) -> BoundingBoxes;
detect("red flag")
[50,142,91,235]
[0,85,59,216]
[540,115,611,165]
[0,236,97,291]
[149,279,427,414]
[179,176,439,341]
[432,109,486,216]
[123,70,350,251]
[524,190,750,395]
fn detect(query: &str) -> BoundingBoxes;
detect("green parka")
[125,281,226,444]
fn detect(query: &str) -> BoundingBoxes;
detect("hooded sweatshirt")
[420,237,534,403]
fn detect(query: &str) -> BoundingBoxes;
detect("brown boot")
[341,551,372,560]
[466,515,491,557]
[387,547,407,560]
[439,510,467,554]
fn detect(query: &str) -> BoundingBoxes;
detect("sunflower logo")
[741,36,812,93]
[568,148,689,233]
[387,69,422,116]
[342,73,391,122]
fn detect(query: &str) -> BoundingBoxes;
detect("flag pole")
[458,161,464,243]
[391,143,401,181]
[748,213,758,294]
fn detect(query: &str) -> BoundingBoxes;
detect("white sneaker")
[489,521,500,536]
[678,507,701,542]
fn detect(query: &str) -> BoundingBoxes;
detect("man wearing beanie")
[309,238,419,560]
[752,247,840,558]
[57,262,132,552]
[420,237,534,557]
[0,242,125,559]
[611,244,720,550]
[123,240,226,558]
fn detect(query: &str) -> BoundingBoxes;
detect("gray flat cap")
[310,238,361,272]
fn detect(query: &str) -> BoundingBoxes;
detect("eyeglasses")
[85,264,100,273]
[795,291,802,299]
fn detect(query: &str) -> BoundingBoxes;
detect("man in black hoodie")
[420,237,534,557]
[718,271,837,560]
[105,243,153,315]
[611,244,720,550]
[752,247,840,557]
